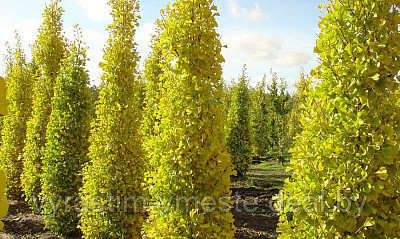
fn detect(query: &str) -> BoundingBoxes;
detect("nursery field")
[0,161,291,239]
[2,0,400,237]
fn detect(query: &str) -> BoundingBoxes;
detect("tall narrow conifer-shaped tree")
[142,21,164,202]
[250,76,271,157]
[142,19,164,150]
[0,118,3,146]
[22,0,66,208]
[79,0,145,238]
[288,71,312,142]
[41,26,91,236]
[227,67,252,177]
[277,1,400,237]
[0,75,5,147]
[0,35,33,199]
[145,0,235,237]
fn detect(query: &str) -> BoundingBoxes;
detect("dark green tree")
[267,72,291,164]
[250,75,271,157]
[41,26,91,236]
[227,67,252,177]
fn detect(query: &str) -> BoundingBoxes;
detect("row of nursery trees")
[225,68,294,176]
[0,0,235,237]
[1,0,399,238]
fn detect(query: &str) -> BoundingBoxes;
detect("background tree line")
[224,66,305,176]
[0,0,235,237]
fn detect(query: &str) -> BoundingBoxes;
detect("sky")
[0,0,325,90]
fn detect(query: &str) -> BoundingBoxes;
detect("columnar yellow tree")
[145,0,235,237]
[0,76,7,118]
[22,0,66,209]
[0,119,2,146]
[0,78,7,229]
[0,35,33,199]
[41,27,91,236]
[142,20,164,193]
[277,0,400,237]
[79,0,145,238]
[142,20,163,144]
[288,71,312,141]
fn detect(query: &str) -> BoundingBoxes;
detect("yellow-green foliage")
[41,27,91,237]
[250,76,270,157]
[0,76,7,117]
[145,0,235,237]
[0,36,33,199]
[22,0,66,209]
[227,67,252,177]
[0,118,3,146]
[79,0,145,238]
[142,20,164,197]
[142,20,163,143]
[0,170,8,230]
[0,74,4,145]
[288,71,312,141]
[277,1,400,238]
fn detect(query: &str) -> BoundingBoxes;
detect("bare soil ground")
[232,162,291,239]
[0,200,61,239]
[0,161,290,239]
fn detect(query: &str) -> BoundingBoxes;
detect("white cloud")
[136,22,156,59]
[221,32,310,68]
[65,22,157,84]
[81,29,108,85]
[227,0,267,22]
[65,26,107,85]
[0,17,41,75]
[274,49,311,67]
[245,3,267,22]
[222,32,281,62]
[73,0,110,22]
[228,0,240,18]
